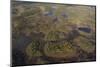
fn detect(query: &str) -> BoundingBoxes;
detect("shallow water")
[78,27,91,33]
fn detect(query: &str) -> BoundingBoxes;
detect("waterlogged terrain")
[12,1,96,66]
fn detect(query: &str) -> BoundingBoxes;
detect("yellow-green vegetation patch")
[43,42,79,59]
[26,41,42,60]
[73,36,95,53]
[44,31,66,41]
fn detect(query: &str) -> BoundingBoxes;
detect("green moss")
[45,31,66,41]
[44,42,78,59]
[26,41,42,60]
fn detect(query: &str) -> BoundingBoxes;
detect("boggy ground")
[12,1,96,66]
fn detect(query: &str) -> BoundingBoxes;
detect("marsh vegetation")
[12,1,96,66]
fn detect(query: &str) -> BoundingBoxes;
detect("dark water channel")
[78,27,91,33]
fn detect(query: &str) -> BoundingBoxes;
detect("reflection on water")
[78,27,91,33]
[12,49,26,66]
[61,13,68,18]
[14,35,32,50]
[44,11,53,16]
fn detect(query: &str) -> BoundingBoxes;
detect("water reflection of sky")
[78,27,91,33]
[61,13,68,18]
[44,11,53,16]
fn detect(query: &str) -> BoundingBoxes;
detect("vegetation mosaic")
[12,1,96,66]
